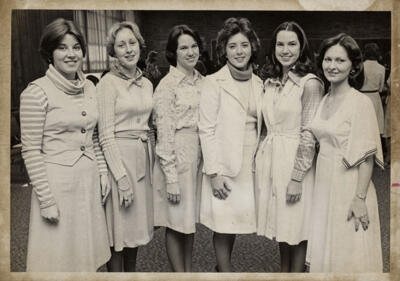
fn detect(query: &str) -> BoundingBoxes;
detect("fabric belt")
[360,90,379,93]
[115,130,153,184]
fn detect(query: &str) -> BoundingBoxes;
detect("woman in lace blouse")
[152,25,204,272]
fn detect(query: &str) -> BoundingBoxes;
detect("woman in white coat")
[199,17,263,272]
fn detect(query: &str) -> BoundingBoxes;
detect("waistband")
[175,127,198,134]
[360,90,379,93]
[115,130,148,140]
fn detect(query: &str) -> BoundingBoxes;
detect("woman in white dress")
[307,33,383,272]
[152,24,204,272]
[255,21,324,272]
[199,17,263,272]
[97,21,154,272]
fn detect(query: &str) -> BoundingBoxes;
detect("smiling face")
[52,34,83,80]
[322,44,352,86]
[113,27,140,70]
[176,34,199,73]
[275,30,301,71]
[225,32,252,70]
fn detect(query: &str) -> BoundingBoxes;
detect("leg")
[213,232,236,272]
[279,242,290,272]
[290,240,307,272]
[183,233,195,272]
[123,247,138,272]
[106,247,123,272]
[165,227,185,272]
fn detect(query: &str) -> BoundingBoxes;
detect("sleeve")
[20,84,56,209]
[153,81,179,184]
[342,93,384,169]
[92,125,108,175]
[291,77,324,181]
[96,78,127,182]
[198,76,221,175]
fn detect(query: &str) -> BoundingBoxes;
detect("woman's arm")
[287,78,324,203]
[20,84,59,221]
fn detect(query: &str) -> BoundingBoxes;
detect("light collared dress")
[97,67,154,250]
[307,88,383,272]
[255,72,323,245]
[20,65,110,271]
[153,66,204,234]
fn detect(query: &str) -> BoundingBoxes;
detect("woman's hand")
[210,174,231,200]
[40,204,60,223]
[100,174,110,205]
[347,197,369,231]
[117,176,134,208]
[286,180,302,204]
[166,182,180,204]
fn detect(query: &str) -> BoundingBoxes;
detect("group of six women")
[20,16,384,273]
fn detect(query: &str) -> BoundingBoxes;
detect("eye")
[276,42,284,47]
[192,43,199,49]
[289,41,298,46]
[323,57,331,62]
[73,45,81,50]
[179,46,188,50]
[57,45,67,50]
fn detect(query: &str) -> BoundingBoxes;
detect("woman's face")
[114,27,140,70]
[225,32,252,70]
[275,30,301,71]
[322,44,352,86]
[52,34,83,80]
[176,34,199,72]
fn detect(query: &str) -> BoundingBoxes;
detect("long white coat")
[199,64,263,177]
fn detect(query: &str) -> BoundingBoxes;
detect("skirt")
[153,128,202,234]
[104,137,154,251]
[200,127,257,234]
[27,156,110,272]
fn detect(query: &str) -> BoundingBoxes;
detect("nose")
[282,44,289,53]
[236,45,243,55]
[187,47,194,56]
[327,60,337,69]
[66,47,76,58]
[126,44,133,53]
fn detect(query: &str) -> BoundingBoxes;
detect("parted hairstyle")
[165,24,203,67]
[266,21,315,79]
[317,33,364,91]
[216,17,260,66]
[39,18,86,64]
[106,21,145,58]
[363,42,381,61]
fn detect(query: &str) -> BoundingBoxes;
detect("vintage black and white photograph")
[9,7,391,276]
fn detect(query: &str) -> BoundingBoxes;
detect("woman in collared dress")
[152,24,204,272]
[307,33,383,272]
[97,21,154,272]
[255,21,324,272]
[199,17,263,272]
[20,18,110,271]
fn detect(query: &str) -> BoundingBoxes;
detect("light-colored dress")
[97,67,154,251]
[199,66,262,234]
[256,72,323,245]
[153,66,203,234]
[307,88,383,272]
[360,60,385,134]
[20,65,110,271]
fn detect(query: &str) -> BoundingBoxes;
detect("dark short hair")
[165,25,202,66]
[317,33,364,90]
[363,42,381,60]
[106,21,145,58]
[216,17,260,66]
[266,21,315,79]
[39,18,86,64]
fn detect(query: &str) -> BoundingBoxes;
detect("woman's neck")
[176,64,194,80]
[330,80,351,97]
[121,63,137,78]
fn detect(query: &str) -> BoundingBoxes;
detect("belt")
[115,130,153,184]
[360,90,379,93]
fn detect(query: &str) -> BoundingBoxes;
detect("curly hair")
[317,33,364,91]
[216,17,260,67]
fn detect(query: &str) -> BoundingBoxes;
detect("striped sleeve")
[92,125,108,175]
[20,84,56,209]
[96,77,127,182]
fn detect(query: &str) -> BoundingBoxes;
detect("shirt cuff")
[117,175,130,191]
[39,198,57,209]
[291,169,305,182]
